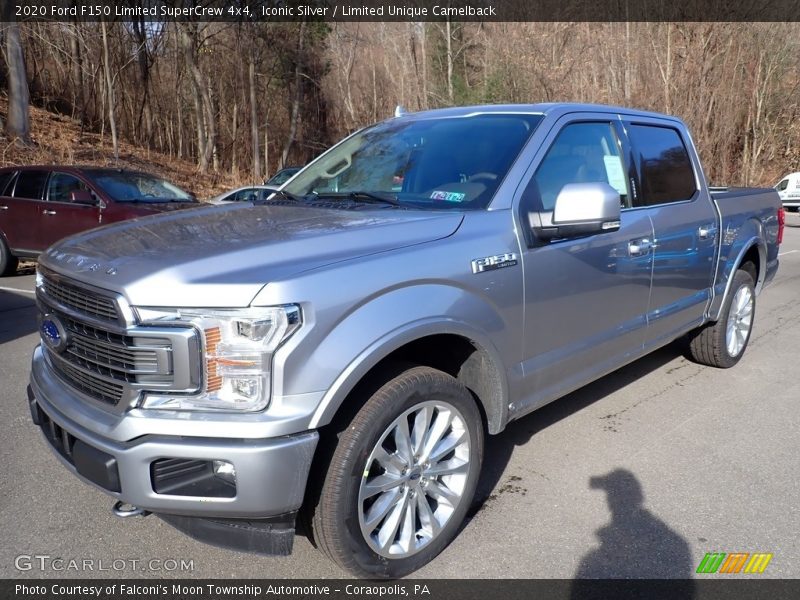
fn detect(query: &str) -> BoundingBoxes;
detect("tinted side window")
[0,172,15,196]
[628,124,695,206]
[776,179,789,191]
[13,171,49,200]
[530,122,629,211]
[48,173,88,203]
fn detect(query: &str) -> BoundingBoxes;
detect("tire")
[311,366,484,578]
[0,236,19,277]
[686,269,756,368]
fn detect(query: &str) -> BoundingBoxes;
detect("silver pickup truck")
[28,103,783,578]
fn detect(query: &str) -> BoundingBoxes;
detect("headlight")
[137,305,301,412]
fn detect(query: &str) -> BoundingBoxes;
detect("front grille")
[49,354,126,405]
[36,270,197,409]
[40,271,119,322]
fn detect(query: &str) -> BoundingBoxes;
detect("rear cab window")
[626,124,696,206]
[13,170,49,200]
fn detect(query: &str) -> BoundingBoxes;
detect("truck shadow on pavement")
[470,343,686,518]
[0,288,39,345]
[466,343,697,584]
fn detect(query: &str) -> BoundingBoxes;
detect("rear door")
[622,119,718,348]
[0,171,19,248]
[2,170,49,252]
[39,172,102,248]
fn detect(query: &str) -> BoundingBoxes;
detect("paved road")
[2,219,799,580]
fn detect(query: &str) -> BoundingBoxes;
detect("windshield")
[90,172,194,203]
[284,113,542,210]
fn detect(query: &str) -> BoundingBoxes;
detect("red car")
[0,166,202,275]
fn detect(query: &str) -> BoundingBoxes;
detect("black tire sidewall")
[322,367,483,578]
[717,270,756,367]
[0,236,12,275]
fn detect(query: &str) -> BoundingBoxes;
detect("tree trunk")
[179,23,214,173]
[69,13,85,128]
[249,56,260,180]
[281,21,306,169]
[132,16,153,146]
[446,19,454,103]
[3,7,31,143]
[100,20,119,159]
[231,102,238,174]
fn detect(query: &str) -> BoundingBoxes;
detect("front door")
[516,117,654,413]
[39,172,102,250]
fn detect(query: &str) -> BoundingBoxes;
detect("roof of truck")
[400,103,684,124]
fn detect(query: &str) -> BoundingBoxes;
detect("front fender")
[293,284,511,433]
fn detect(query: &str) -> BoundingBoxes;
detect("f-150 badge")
[471,253,518,274]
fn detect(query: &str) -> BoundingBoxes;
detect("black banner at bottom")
[6,579,800,600]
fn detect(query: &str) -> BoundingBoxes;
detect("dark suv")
[0,166,201,275]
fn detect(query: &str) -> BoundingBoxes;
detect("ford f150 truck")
[27,104,783,578]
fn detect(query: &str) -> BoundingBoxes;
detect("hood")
[39,203,463,307]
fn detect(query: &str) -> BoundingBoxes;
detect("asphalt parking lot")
[1,218,799,580]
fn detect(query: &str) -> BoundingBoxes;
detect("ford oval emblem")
[40,316,68,353]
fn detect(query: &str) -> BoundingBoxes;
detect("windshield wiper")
[312,191,402,207]
[260,189,306,203]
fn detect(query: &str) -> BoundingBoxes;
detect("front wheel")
[311,366,483,578]
[686,269,756,368]
[0,236,18,277]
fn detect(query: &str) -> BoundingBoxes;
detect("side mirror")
[70,190,96,205]
[531,182,621,241]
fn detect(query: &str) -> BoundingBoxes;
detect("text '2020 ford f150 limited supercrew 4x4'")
[27,104,783,578]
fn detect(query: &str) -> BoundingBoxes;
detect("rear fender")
[708,218,766,321]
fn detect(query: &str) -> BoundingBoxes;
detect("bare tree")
[2,4,31,143]
[281,21,306,169]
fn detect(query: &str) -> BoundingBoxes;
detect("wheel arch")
[308,324,509,436]
[708,226,767,322]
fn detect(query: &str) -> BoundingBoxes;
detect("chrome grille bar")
[41,274,119,321]
[47,352,126,405]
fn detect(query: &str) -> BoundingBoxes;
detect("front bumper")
[28,347,319,520]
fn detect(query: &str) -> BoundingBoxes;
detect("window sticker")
[603,155,628,196]
[430,190,466,202]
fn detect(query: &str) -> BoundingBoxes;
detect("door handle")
[0,205,8,210]
[698,225,717,240]
[628,239,654,257]
[42,210,57,216]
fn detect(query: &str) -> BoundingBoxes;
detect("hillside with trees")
[2,20,798,190]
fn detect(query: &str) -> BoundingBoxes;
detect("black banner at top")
[7,0,800,23]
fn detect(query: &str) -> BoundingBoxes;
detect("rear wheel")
[0,236,19,276]
[311,366,483,578]
[686,269,755,368]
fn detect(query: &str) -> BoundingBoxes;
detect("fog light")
[212,460,236,484]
